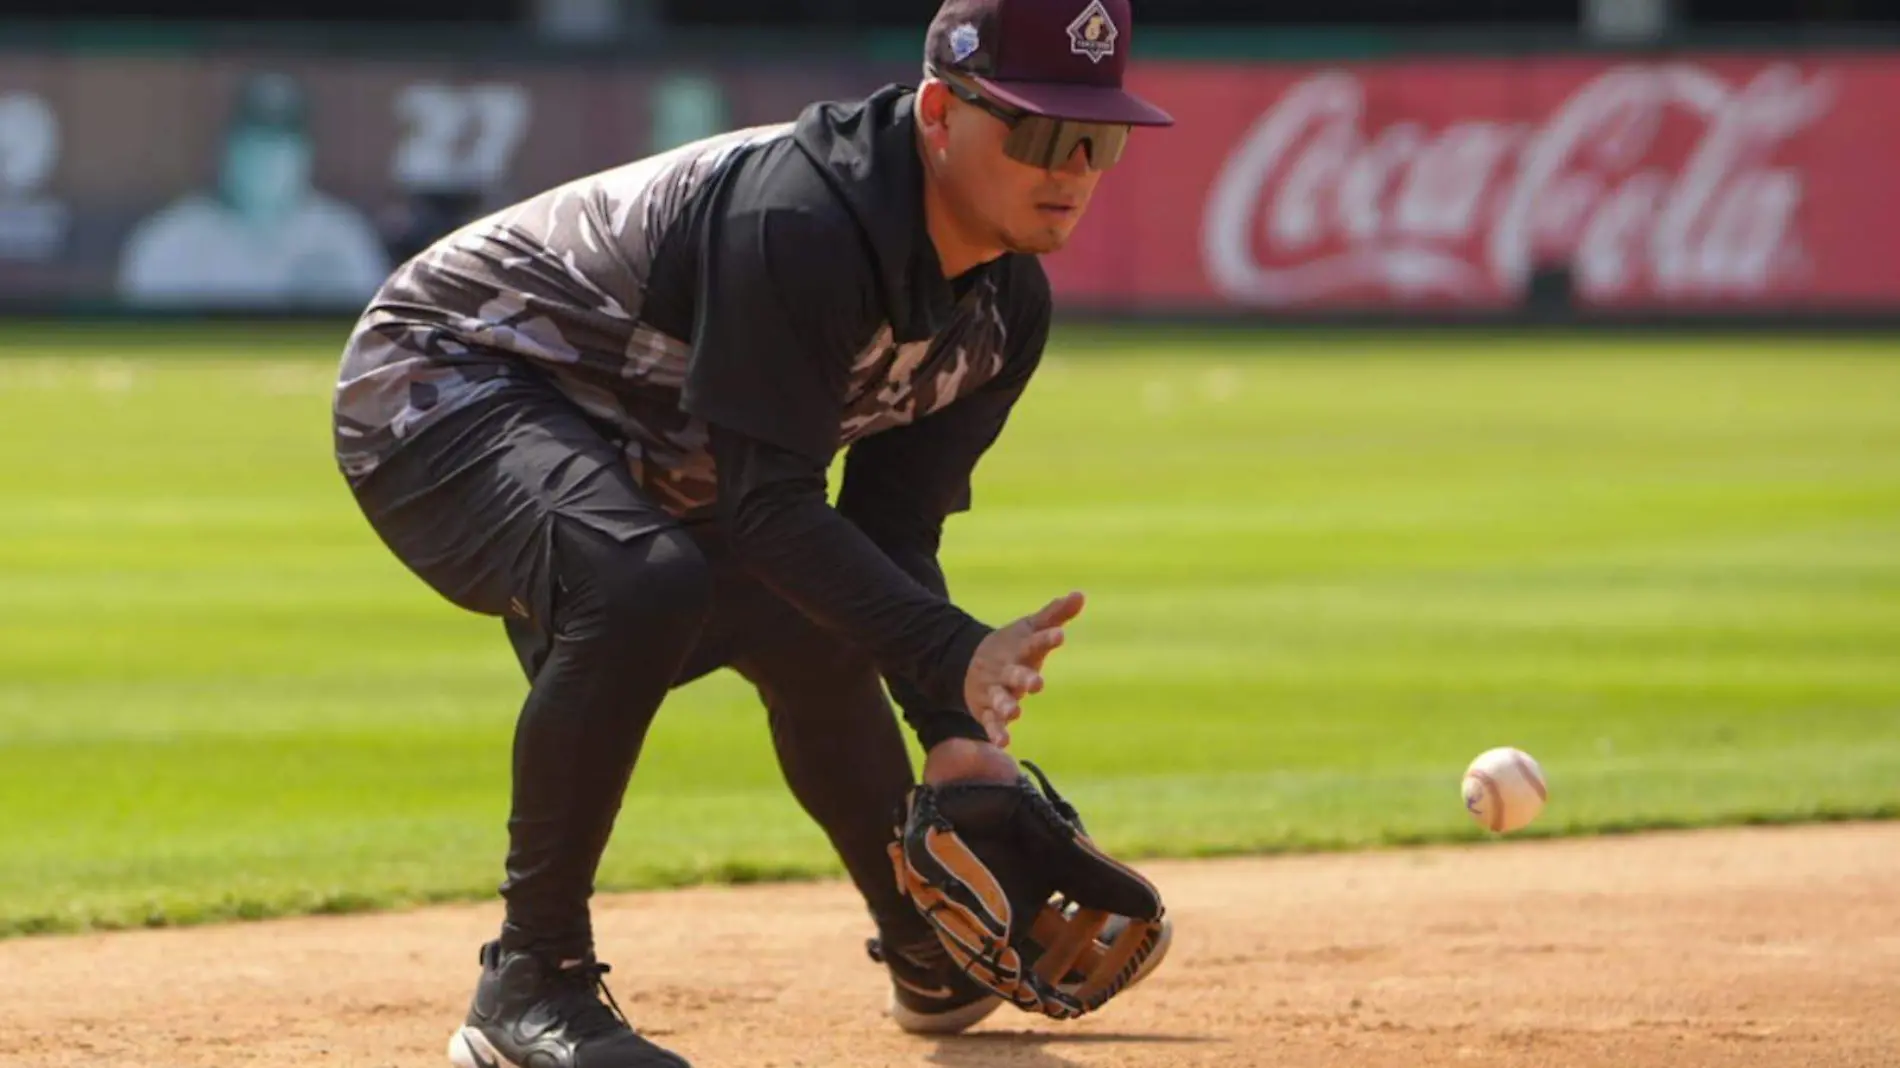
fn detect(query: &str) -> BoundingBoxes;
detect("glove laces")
[1021,760,1086,830]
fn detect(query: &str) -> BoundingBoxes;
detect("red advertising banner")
[1,49,1894,316]
[1041,55,1900,313]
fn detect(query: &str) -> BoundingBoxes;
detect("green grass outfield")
[2,322,1898,938]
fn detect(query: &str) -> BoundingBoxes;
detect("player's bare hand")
[964,591,1085,747]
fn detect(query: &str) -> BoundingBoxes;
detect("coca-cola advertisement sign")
[1042,54,1900,313]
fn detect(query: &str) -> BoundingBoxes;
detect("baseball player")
[331,1,1172,1065]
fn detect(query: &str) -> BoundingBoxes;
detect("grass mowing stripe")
[0,327,1895,936]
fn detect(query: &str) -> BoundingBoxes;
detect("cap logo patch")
[1066,0,1118,64]
[949,22,980,63]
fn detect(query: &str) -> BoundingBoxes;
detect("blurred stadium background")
[2,0,1898,937]
[2,0,1897,322]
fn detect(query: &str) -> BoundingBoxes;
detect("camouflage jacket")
[334,83,1050,521]
[332,84,1052,742]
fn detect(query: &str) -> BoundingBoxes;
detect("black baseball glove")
[886,761,1168,1020]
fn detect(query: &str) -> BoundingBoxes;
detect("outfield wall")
[1,40,1896,323]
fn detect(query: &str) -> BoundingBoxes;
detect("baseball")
[1460,747,1548,834]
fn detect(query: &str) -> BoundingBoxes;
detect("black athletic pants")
[345,375,932,960]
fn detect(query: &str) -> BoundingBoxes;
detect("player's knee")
[753,624,886,715]
[598,528,711,644]
[798,634,879,690]
[631,527,713,631]
[553,521,711,645]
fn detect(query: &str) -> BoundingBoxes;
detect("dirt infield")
[3,823,1896,1068]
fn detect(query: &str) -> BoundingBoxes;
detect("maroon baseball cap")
[924,0,1174,127]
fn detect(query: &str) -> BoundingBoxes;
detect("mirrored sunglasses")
[932,70,1131,173]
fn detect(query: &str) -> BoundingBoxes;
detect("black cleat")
[448,941,690,1068]
[867,935,1005,1035]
